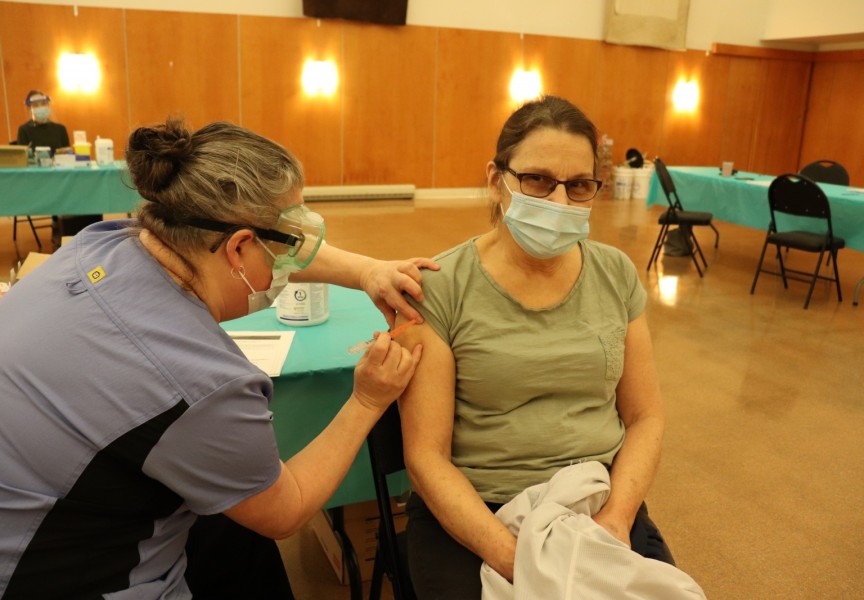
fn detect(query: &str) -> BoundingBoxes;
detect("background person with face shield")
[0,118,437,599]
[16,89,96,249]
[16,89,71,155]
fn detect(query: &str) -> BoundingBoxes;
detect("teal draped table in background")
[646,166,864,251]
[0,162,142,216]
[222,284,409,510]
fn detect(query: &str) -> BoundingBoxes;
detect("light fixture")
[302,60,338,97]
[58,52,101,94]
[509,32,542,103]
[672,79,699,112]
[509,69,542,103]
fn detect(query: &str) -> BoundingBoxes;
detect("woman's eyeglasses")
[503,167,602,202]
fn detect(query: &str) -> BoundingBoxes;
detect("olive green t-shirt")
[407,238,647,503]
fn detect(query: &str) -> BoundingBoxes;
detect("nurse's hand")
[351,333,423,412]
[360,258,439,329]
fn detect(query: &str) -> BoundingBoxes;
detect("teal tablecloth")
[646,166,864,251]
[222,285,409,509]
[0,162,143,216]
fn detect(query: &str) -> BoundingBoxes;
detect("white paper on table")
[745,180,772,187]
[228,330,295,377]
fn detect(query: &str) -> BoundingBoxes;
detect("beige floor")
[2,192,863,599]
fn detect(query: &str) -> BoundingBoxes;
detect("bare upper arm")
[394,314,457,466]
[222,463,300,540]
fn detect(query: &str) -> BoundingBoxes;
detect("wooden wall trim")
[710,43,814,62]
[711,43,864,64]
[812,48,864,63]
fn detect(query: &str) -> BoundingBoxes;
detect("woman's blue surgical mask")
[501,182,591,259]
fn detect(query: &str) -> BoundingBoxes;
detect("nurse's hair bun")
[126,117,194,200]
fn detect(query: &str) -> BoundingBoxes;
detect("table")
[222,285,409,599]
[222,284,410,508]
[646,166,864,251]
[0,162,143,216]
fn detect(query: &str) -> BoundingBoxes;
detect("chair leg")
[710,223,720,248]
[688,234,705,278]
[646,222,669,272]
[27,217,43,252]
[802,250,827,309]
[13,216,19,242]
[369,541,385,600]
[689,230,708,269]
[750,239,770,295]
[776,247,789,289]
[831,249,842,302]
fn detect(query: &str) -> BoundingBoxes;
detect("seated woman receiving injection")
[397,96,684,599]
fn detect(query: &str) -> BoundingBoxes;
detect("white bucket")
[613,166,634,200]
[631,165,656,201]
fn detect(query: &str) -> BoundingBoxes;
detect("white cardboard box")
[14,252,51,281]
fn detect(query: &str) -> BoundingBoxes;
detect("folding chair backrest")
[653,158,683,210]
[768,174,835,237]
[799,160,850,187]
[769,174,831,219]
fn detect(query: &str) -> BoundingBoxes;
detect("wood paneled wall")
[801,55,864,184]
[2,2,862,186]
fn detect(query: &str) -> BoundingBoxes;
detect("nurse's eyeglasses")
[503,167,602,202]
[184,218,304,255]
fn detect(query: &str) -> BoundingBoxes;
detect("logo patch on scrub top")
[87,266,106,284]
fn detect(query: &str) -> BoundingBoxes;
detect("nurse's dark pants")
[185,513,294,600]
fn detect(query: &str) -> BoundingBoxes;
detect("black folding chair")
[799,160,850,187]
[750,174,845,309]
[13,215,52,252]
[796,160,849,268]
[646,158,719,277]
[367,403,415,600]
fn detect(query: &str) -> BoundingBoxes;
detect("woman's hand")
[359,258,439,329]
[592,509,632,548]
[351,333,423,412]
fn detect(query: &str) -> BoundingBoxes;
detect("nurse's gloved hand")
[350,332,423,412]
[360,257,440,329]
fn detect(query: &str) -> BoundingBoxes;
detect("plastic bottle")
[276,282,330,326]
[95,136,114,165]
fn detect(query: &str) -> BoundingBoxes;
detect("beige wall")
[2,1,863,186]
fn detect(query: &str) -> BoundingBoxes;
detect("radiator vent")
[303,184,416,201]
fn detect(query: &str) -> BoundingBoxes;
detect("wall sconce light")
[58,52,101,93]
[672,79,699,112]
[509,69,542,103]
[302,60,338,96]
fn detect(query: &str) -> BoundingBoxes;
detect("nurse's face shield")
[184,204,326,272]
[268,204,325,271]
